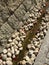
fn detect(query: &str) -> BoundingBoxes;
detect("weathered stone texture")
[34,25,49,65]
[23,0,32,10]
[1,22,13,38]
[14,4,26,21]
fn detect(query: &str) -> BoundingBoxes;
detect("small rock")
[6,44,11,48]
[11,47,15,54]
[1,54,7,60]
[6,58,12,61]
[15,50,20,55]
[31,54,35,61]
[11,34,16,39]
[24,55,30,61]
[2,49,7,54]
[12,55,15,58]
[7,52,12,57]
[18,43,22,47]
[19,47,23,51]
[3,61,6,65]
[0,59,3,64]
[8,38,12,43]
[16,36,20,41]
[27,44,31,49]
[6,61,13,65]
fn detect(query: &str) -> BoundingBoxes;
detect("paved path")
[34,24,49,65]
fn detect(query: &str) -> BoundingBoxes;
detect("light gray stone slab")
[34,24,49,65]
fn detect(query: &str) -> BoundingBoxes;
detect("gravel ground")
[0,0,49,65]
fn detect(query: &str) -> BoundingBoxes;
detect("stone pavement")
[0,0,34,42]
[0,0,49,64]
[34,23,49,65]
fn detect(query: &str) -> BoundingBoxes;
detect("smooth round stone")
[37,33,40,37]
[33,38,37,41]
[29,50,34,54]
[35,48,39,52]
[19,29,25,34]
[27,44,31,49]
[28,23,33,27]
[15,48,17,52]
[11,47,15,54]
[12,34,16,39]
[15,32,19,36]
[2,49,7,54]
[29,14,32,17]
[21,37,24,41]
[18,43,22,47]
[22,60,26,65]
[31,54,35,61]
[34,41,39,45]
[0,59,3,64]
[42,21,46,25]
[25,26,28,31]
[15,50,20,55]
[16,36,20,41]
[6,61,13,65]
[12,55,15,58]
[6,58,12,61]
[38,37,41,41]
[1,54,7,60]
[7,48,11,52]
[22,35,26,38]
[24,56,30,61]
[7,52,12,57]
[11,49,15,55]
[10,42,15,46]
[7,44,11,48]
[43,29,47,33]
[19,47,23,50]
[3,61,6,65]
[40,32,44,36]
[8,38,12,43]
[31,46,35,50]
[15,40,18,45]
[14,45,18,49]
[40,26,44,30]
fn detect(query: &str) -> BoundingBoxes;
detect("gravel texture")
[0,0,49,65]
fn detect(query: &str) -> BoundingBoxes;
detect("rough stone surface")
[34,24,49,65]
[23,0,32,10]
[1,22,13,38]
[0,1,49,64]
[14,4,26,21]
[8,14,19,29]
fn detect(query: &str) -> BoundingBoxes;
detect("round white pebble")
[3,49,7,54]
[6,61,13,65]
[7,52,11,57]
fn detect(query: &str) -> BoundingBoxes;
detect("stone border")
[34,23,49,65]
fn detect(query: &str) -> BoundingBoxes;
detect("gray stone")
[23,11,30,21]
[0,5,10,21]
[0,31,5,39]
[23,0,32,10]
[14,4,26,21]
[0,46,4,53]
[7,0,23,12]
[8,14,20,29]
[34,24,49,65]
[1,22,13,38]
